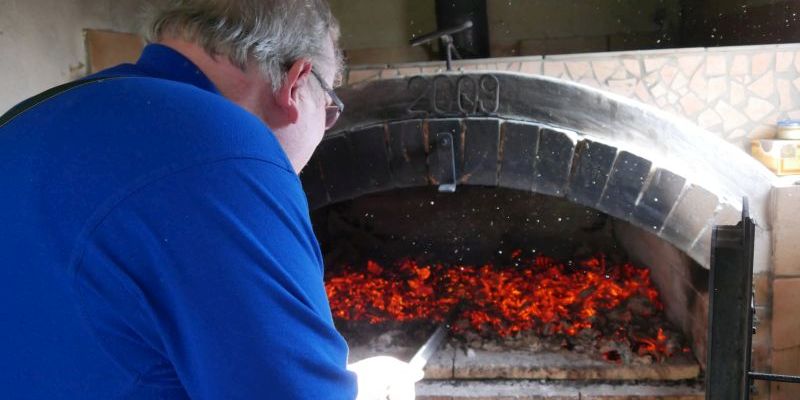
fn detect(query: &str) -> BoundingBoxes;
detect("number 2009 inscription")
[406,74,500,115]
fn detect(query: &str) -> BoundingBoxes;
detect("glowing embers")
[325,253,685,362]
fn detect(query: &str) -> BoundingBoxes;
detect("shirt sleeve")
[74,158,357,399]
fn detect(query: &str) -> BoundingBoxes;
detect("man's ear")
[275,59,313,124]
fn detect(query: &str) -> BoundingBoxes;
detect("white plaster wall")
[0,0,142,113]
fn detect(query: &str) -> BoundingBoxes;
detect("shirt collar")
[135,43,220,95]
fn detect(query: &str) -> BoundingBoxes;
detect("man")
[0,0,420,398]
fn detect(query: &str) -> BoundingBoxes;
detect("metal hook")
[434,132,457,193]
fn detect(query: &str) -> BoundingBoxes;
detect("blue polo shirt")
[0,44,357,399]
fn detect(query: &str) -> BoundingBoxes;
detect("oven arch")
[301,72,776,269]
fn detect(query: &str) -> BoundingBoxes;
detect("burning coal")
[325,253,684,362]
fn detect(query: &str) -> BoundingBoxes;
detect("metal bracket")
[432,132,457,193]
[409,21,473,72]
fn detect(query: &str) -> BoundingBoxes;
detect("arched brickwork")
[301,73,776,269]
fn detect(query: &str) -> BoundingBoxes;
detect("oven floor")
[349,339,700,381]
[414,379,704,399]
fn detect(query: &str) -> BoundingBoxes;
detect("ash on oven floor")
[344,323,700,382]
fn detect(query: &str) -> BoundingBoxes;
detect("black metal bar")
[742,200,756,399]
[749,372,800,384]
[705,199,755,400]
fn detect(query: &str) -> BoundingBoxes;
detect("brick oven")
[300,68,795,399]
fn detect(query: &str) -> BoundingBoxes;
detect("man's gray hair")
[143,0,342,92]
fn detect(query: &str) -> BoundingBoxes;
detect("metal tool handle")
[408,302,463,370]
[408,323,448,370]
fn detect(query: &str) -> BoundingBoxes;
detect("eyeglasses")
[310,68,344,129]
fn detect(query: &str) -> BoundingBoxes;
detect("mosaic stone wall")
[343,43,800,152]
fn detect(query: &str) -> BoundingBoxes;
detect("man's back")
[0,44,356,399]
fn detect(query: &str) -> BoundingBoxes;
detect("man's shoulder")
[34,74,289,168]
[0,72,295,244]
[84,75,258,130]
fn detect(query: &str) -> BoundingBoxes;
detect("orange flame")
[326,253,671,358]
